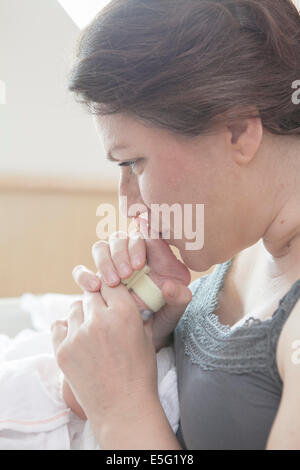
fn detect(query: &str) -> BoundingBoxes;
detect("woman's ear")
[227,115,263,166]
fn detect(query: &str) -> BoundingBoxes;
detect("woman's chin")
[177,244,210,273]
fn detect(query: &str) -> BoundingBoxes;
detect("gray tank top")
[174,259,300,450]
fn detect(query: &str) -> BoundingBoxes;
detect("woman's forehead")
[94,113,182,154]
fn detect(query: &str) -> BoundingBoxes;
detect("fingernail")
[89,279,99,290]
[132,255,142,269]
[140,219,149,238]
[106,272,119,283]
[119,263,132,277]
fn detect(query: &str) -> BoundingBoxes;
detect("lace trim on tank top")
[179,259,300,388]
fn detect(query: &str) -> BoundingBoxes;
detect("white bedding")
[0,297,33,337]
[0,294,179,450]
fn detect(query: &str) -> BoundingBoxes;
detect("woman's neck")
[232,136,300,309]
[260,133,300,280]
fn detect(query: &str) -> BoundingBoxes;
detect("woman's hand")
[51,283,160,435]
[72,223,192,351]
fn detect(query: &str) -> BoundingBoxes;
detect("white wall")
[1,0,299,181]
[0,0,119,182]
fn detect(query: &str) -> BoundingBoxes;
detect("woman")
[51,0,300,449]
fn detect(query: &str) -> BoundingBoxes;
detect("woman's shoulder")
[267,293,300,449]
[276,291,300,383]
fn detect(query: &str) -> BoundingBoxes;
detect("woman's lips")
[134,217,176,246]
[135,216,163,239]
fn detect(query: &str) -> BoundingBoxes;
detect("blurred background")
[0,0,217,309]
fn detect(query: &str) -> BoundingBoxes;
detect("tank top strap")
[268,279,300,387]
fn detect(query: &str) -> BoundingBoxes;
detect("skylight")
[57,0,111,29]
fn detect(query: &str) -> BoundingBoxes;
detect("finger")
[83,290,107,323]
[99,279,137,312]
[128,231,147,271]
[72,265,101,292]
[109,231,134,280]
[161,280,192,307]
[92,240,120,286]
[143,313,154,341]
[67,300,84,337]
[51,320,68,354]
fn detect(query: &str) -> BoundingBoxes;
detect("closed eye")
[117,160,141,173]
[118,160,136,168]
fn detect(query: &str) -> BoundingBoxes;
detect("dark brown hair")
[67,0,300,137]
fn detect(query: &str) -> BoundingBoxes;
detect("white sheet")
[0,294,179,450]
[0,298,32,337]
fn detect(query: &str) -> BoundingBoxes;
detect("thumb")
[161,280,192,316]
[143,313,155,341]
[51,320,68,355]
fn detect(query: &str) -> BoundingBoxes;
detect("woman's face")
[93,112,261,272]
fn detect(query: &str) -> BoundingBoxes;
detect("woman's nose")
[119,177,146,220]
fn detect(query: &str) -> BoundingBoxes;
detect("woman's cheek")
[139,162,179,211]
[139,172,157,206]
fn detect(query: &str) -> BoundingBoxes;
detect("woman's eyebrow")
[106,144,129,161]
